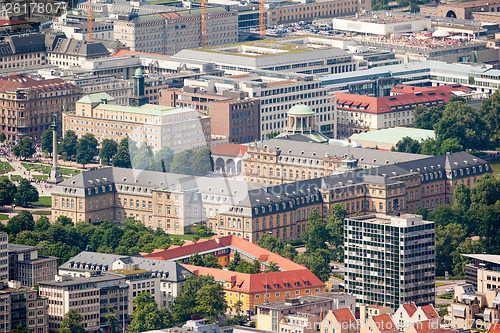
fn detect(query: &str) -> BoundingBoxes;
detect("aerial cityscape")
[0,0,498,332]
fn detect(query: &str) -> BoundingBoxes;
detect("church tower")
[129,68,149,107]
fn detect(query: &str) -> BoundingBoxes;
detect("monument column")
[49,113,62,183]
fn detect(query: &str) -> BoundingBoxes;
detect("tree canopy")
[99,139,118,166]
[13,137,35,160]
[0,177,16,206]
[60,130,78,158]
[127,293,173,333]
[60,309,85,333]
[15,179,39,206]
[76,134,98,168]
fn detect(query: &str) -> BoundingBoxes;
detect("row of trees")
[256,203,348,282]
[39,129,214,175]
[0,178,38,206]
[408,94,500,154]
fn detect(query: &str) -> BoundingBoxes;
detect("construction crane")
[201,0,207,47]
[87,0,94,42]
[259,0,265,37]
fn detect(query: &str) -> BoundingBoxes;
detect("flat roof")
[463,254,500,266]
[350,127,435,145]
[96,103,196,116]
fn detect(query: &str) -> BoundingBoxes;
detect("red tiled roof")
[142,235,305,271]
[390,84,473,95]
[421,304,439,320]
[489,323,500,333]
[331,308,356,325]
[180,264,324,293]
[372,314,396,333]
[414,320,431,333]
[334,89,454,114]
[404,303,418,317]
[211,143,248,157]
[0,74,76,93]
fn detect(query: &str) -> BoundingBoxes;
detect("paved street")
[435,280,465,305]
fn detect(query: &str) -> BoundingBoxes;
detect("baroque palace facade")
[52,147,491,243]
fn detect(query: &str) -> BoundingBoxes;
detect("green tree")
[478,90,500,139]
[76,134,98,168]
[421,138,441,156]
[127,293,171,333]
[304,209,328,253]
[41,128,54,155]
[0,177,16,207]
[13,137,35,160]
[428,205,461,227]
[202,255,221,269]
[60,130,78,158]
[294,250,331,282]
[149,147,175,172]
[104,306,119,333]
[195,224,210,237]
[326,204,348,247]
[454,182,471,213]
[440,138,463,154]
[60,309,85,333]
[435,100,488,150]
[435,223,467,276]
[265,261,280,272]
[170,149,194,175]
[0,132,6,142]
[451,238,483,276]
[99,139,118,166]
[194,283,228,322]
[15,178,39,206]
[414,105,444,130]
[12,325,28,333]
[191,147,214,176]
[7,210,34,236]
[189,253,203,266]
[35,216,51,232]
[112,137,133,168]
[256,233,285,253]
[395,136,421,154]
[132,142,154,170]
[470,174,500,207]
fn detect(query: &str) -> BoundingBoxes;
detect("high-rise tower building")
[344,214,435,309]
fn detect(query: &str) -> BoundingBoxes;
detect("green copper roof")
[288,104,313,115]
[134,67,143,77]
[77,92,115,104]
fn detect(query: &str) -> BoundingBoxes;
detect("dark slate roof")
[45,33,109,57]
[59,251,193,282]
[9,34,45,54]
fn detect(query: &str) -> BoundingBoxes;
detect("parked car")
[446,287,455,293]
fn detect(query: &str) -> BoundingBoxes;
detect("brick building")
[159,86,260,144]
[0,74,80,140]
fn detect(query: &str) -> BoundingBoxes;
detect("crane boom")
[259,0,265,37]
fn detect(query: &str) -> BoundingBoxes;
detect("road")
[435,280,465,305]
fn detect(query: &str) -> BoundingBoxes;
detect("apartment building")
[174,71,336,140]
[62,91,211,152]
[66,74,132,106]
[392,303,440,330]
[449,283,500,330]
[8,244,57,287]
[256,293,356,332]
[359,304,393,323]
[60,22,114,41]
[113,8,238,55]
[0,34,46,71]
[0,74,81,140]
[0,281,48,333]
[58,251,193,309]
[0,232,7,283]
[334,84,473,137]
[344,214,435,309]
[142,235,326,315]
[175,36,357,75]
[464,254,500,292]
[159,86,260,144]
[320,308,359,333]
[45,34,110,69]
[267,0,371,26]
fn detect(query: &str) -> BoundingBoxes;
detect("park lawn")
[34,211,51,216]
[60,168,81,176]
[0,214,8,220]
[491,160,500,179]
[22,162,51,174]
[33,175,48,180]
[10,175,23,182]
[437,292,454,300]
[33,196,51,207]
[435,282,446,287]
[0,161,14,174]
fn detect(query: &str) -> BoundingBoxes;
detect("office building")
[45,34,110,69]
[175,36,357,75]
[421,0,500,23]
[257,293,356,333]
[0,34,46,72]
[463,254,500,292]
[0,281,48,333]
[143,235,326,314]
[332,13,431,36]
[8,244,57,287]
[0,233,7,283]
[62,70,211,152]
[170,71,335,140]
[0,74,81,140]
[113,8,238,55]
[58,251,192,308]
[344,214,435,309]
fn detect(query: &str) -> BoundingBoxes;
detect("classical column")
[49,113,62,183]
